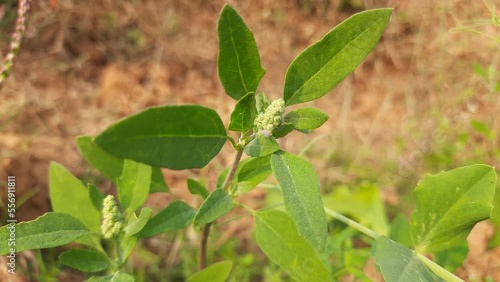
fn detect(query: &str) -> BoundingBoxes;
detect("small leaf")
[94,105,227,170]
[119,235,138,263]
[124,208,152,236]
[117,159,151,212]
[234,155,271,195]
[255,91,271,113]
[244,133,280,157]
[372,236,437,282]
[388,214,412,248]
[410,164,496,253]
[254,210,331,281]
[0,212,90,255]
[229,92,257,132]
[186,261,233,282]
[59,249,110,272]
[88,184,105,212]
[272,123,294,138]
[49,162,101,233]
[137,201,195,238]
[271,151,327,253]
[284,108,329,131]
[218,4,266,100]
[434,242,468,272]
[187,178,210,199]
[284,9,393,106]
[194,189,233,226]
[77,136,169,193]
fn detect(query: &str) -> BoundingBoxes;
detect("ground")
[0,0,499,281]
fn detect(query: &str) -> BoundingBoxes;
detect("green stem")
[222,148,244,192]
[324,207,379,239]
[324,207,464,282]
[416,253,465,282]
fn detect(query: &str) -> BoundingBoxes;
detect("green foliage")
[94,105,227,170]
[283,9,392,106]
[218,4,266,100]
[9,3,498,282]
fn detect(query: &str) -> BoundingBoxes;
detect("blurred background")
[0,0,498,281]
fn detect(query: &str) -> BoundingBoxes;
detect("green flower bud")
[101,195,123,239]
[254,98,285,133]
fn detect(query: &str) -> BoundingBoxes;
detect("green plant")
[0,4,497,281]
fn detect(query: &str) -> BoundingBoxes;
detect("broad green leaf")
[271,151,327,253]
[187,178,210,199]
[137,201,195,238]
[194,189,234,226]
[59,249,110,272]
[186,260,233,282]
[323,183,389,235]
[218,4,266,100]
[124,208,152,236]
[49,162,101,233]
[88,184,105,212]
[0,212,90,254]
[233,155,271,195]
[283,9,393,106]
[372,236,437,282]
[272,123,294,139]
[85,272,135,282]
[244,133,280,157]
[284,108,329,131]
[410,165,496,253]
[117,159,151,212]
[229,92,257,132]
[94,105,227,170]
[77,136,169,193]
[254,210,331,281]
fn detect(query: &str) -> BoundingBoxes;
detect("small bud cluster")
[101,195,123,239]
[254,98,285,132]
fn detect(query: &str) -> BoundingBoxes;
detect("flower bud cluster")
[101,195,123,239]
[254,98,285,132]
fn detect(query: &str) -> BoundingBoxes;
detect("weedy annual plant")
[1,4,497,282]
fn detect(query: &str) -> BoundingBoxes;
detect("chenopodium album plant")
[1,4,497,282]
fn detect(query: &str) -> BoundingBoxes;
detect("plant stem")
[222,148,244,192]
[199,148,244,270]
[415,253,465,282]
[324,207,379,239]
[199,222,212,270]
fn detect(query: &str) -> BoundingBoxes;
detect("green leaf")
[186,260,233,282]
[233,155,271,195]
[77,136,169,193]
[388,214,412,248]
[410,164,496,253]
[59,249,110,272]
[117,159,151,212]
[271,151,327,253]
[119,235,138,263]
[434,242,468,272]
[187,178,210,199]
[283,9,393,106]
[0,212,90,254]
[137,201,195,238]
[255,91,271,113]
[244,133,280,157]
[85,272,135,282]
[49,162,101,233]
[194,189,234,226]
[323,183,389,235]
[218,4,266,100]
[372,236,437,282]
[88,184,105,212]
[229,92,257,132]
[94,105,227,170]
[254,210,331,281]
[272,123,294,138]
[284,108,329,131]
[124,208,152,236]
